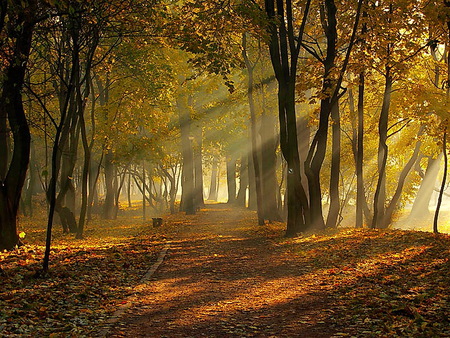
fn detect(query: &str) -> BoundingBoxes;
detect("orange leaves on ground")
[263,223,450,337]
[0,211,169,337]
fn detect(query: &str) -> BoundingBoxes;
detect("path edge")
[97,242,171,337]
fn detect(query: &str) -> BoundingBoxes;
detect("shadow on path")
[107,204,335,337]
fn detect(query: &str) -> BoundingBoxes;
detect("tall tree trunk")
[242,32,264,225]
[55,102,80,233]
[356,71,366,227]
[326,102,341,228]
[76,61,92,238]
[348,75,368,228]
[0,2,35,250]
[77,116,90,239]
[265,0,312,236]
[178,94,195,214]
[435,15,450,232]
[372,70,392,228]
[434,128,447,234]
[304,0,338,231]
[304,0,363,230]
[43,11,82,271]
[261,113,282,221]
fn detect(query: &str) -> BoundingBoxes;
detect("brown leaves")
[265,225,450,337]
[0,213,167,336]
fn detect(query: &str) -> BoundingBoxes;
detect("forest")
[0,0,450,336]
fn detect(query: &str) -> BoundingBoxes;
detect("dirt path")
[107,204,336,337]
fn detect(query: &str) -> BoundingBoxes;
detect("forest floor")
[1,204,450,337]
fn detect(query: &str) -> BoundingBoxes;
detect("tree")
[0,0,38,250]
[242,32,264,224]
[265,0,312,236]
[366,1,434,228]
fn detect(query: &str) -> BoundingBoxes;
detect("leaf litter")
[0,206,167,337]
[1,204,450,337]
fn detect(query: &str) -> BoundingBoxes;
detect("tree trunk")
[0,3,35,250]
[193,124,204,210]
[160,165,177,214]
[113,165,129,219]
[356,72,366,228]
[242,32,264,225]
[247,150,257,210]
[409,154,442,219]
[87,156,102,221]
[127,171,132,207]
[208,156,219,201]
[326,102,341,228]
[143,162,146,220]
[261,113,282,222]
[372,70,392,228]
[381,130,423,228]
[236,153,248,207]
[178,94,195,214]
[226,155,237,204]
[434,128,447,234]
[77,107,90,239]
[297,112,310,201]
[265,0,312,236]
[304,0,338,231]
[0,103,8,181]
[103,149,116,219]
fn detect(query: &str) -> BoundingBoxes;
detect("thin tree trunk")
[236,153,248,207]
[193,125,204,209]
[326,102,341,228]
[242,32,264,225]
[434,128,447,234]
[208,156,219,201]
[226,155,237,204]
[143,162,146,220]
[103,149,116,219]
[381,129,423,228]
[247,150,257,210]
[77,111,90,239]
[372,70,392,229]
[87,154,103,221]
[356,71,366,228]
[127,171,132,207]
[349,74,367,228]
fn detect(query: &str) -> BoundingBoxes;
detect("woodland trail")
[107,204,336,337]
